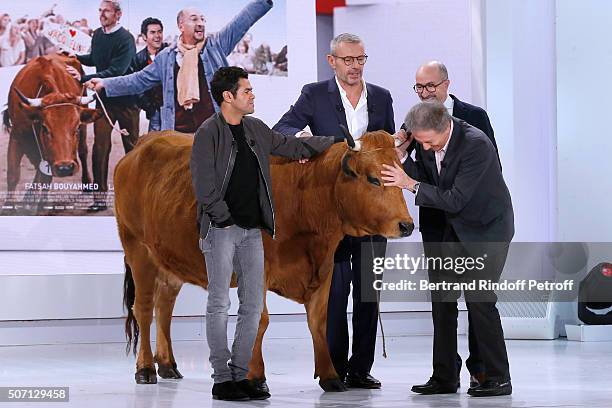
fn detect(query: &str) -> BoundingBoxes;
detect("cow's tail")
[2,106,10,133]
[123,257,139,356]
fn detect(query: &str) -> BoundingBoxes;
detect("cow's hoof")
[319,378,347,392]
[157,363,183,379]
[250,378,270,394]
[135,367,157,384]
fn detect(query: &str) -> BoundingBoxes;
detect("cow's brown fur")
[5,54,100,196]
[114,130,413,389]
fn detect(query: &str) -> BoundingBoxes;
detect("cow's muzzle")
[399,222,414,237]
[54,161,76,177]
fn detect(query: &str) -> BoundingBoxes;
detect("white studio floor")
[0,335,610,408]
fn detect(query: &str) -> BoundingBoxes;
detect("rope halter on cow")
[14,88,96,109]
[14,87,98,176]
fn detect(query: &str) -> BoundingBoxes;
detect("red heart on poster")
[69,29,77,37]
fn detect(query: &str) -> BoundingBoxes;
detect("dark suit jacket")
[450,94,497,153]
[409,95,501,240]
[404,118,514,243]
[272,78,395,137]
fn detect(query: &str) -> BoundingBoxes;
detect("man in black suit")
[273,33,395,389]
[382,101,514,397]
[396,61,501,389]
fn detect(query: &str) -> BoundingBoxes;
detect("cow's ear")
[19,104,42,121]
[341,152,358,178]
[80,108,102,124]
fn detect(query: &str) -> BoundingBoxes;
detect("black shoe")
[211,381,250,401]
[467,379,512,397]
[469,373,486,389]
[345,372,381,389]
[411,378,459,395]
[235,379,271,400]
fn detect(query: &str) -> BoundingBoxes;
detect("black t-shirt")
[223,122,263,229]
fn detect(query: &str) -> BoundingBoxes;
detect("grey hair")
[404,101,451,134]
[330,33,363,55]
[101,0,122,12]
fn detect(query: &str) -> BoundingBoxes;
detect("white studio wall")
[485,0,557,243]
[556,0,612,243]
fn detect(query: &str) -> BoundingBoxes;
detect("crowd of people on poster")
[0,5,287,73]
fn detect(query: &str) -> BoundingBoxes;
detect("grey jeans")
[201,225,265,383]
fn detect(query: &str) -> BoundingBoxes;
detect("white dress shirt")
[435,119,454,174]
[443,94,454,115]
[335,76,369,140]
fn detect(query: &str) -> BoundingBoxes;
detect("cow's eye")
[367,175,381,186]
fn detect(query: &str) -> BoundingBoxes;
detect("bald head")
[177,7,205,45]
[414,60,451,103]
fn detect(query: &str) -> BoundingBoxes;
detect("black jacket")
[450,94,499,166]
[408,95,501,240]
[191,112,340,240]
[130,44,168,118]
[404,118,514,243]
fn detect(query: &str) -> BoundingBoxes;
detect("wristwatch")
[411,182,420,194]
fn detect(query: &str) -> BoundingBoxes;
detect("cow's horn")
[79,94,95,105]
[15,88,42,107]
[339,124,361,151]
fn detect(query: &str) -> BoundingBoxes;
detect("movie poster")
[0,0,287,216]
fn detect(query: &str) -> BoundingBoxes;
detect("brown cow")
[115,130,413,392]
[3,54,100,201]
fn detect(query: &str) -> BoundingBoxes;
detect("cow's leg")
[247,293,270,393]
[90,114,112,209]
[77,124,92,187]
[305,269,346,392]
[127,244,158,384]
[6,136,23,199]
[27,165,52,210]
[153,278,183,379]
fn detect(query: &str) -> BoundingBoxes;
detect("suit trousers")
[326,234,386,378]
[427,225,511,385]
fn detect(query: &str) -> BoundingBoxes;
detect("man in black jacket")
[66,0,138,210]
[382,101,513,397]
[191,67,345,401]
[396,60,501,388]
[131,17,168,132]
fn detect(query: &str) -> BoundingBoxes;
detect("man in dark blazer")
[273,33,395,389]
[396,61,501,388]
[382,101,514,397]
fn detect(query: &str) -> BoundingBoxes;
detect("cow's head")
[15,89,101,177]
[335,130,414,238]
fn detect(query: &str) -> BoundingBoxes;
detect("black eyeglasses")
[333,54,368,66]
[413,80,446,93]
